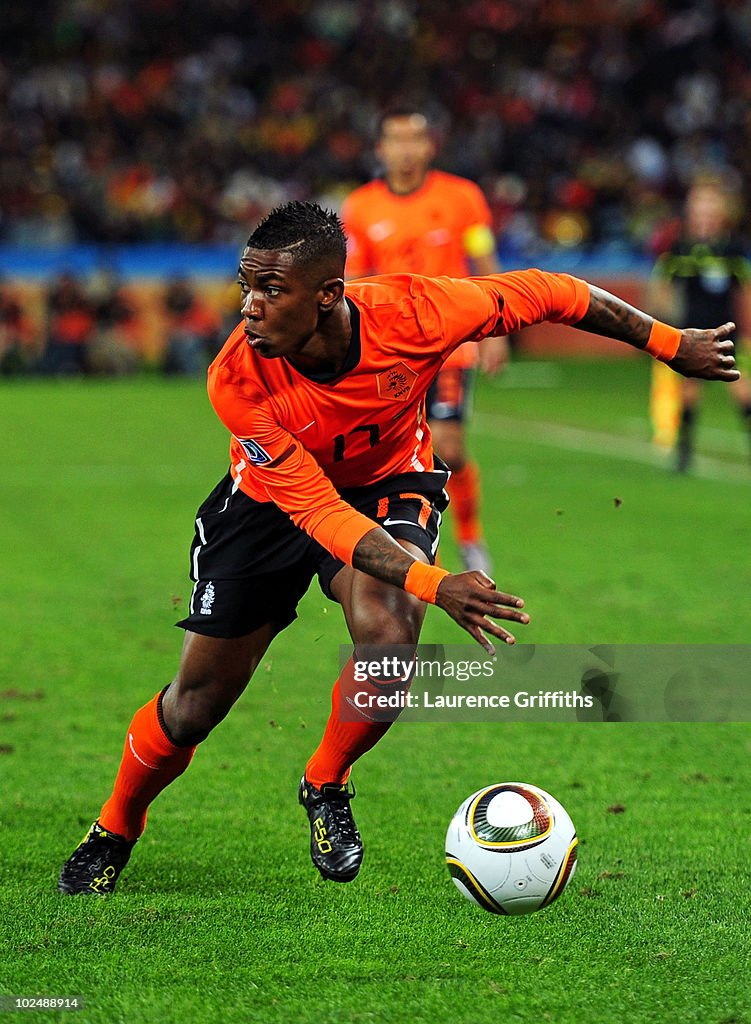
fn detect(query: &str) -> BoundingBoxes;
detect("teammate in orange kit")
[342,108,507,574]
[58,202,738,895]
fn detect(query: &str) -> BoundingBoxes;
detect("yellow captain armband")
[463,223,496,259]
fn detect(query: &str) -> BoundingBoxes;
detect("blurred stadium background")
[3,6,751,1022]
[2,0,751,371]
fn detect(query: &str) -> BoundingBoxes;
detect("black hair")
[377,106,430,139]
[246,201,347,271]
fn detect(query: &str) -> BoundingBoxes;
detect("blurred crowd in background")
[2,0,751,254]
[2,0,751,374]
[0,273,229,376]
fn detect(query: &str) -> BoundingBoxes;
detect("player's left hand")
[669,323,741,380]
[478,334,510,375]
[435,571,530,655]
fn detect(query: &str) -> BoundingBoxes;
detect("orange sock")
[99,690,195,842]
[305,658,397,788]
[446,461,482,544]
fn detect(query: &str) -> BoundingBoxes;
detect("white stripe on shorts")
[192,516,207,584]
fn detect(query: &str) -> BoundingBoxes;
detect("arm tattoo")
[576,285,653,349]
[352,527,414,586]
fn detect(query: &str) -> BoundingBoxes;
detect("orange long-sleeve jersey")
[208,270,590,566]
[342,172,494,280]
[341,170,499,370]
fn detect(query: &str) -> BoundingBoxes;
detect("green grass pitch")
[1,361,749,1024]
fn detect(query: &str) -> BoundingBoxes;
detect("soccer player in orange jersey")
[342,108,507,575]
[58,202,738,894]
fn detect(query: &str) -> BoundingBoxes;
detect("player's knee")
[444,452,465,471]
[431,421,465,468]
[438,438,465,469]
[163,673,244,745]
[353,606,422,647]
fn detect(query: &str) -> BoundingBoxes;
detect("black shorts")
[425,367,475,423]
[176,465,449,639]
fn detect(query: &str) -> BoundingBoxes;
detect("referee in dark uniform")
[654,178,751,471]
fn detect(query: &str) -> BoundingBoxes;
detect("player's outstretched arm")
[352,528,529,654]
[579,285,740,381]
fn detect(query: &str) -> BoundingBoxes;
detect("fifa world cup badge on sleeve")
[237,438,273,466]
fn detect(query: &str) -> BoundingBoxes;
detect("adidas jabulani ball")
[445,782,578,915]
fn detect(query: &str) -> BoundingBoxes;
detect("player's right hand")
[435,572,530,655]
[669,322,741,380]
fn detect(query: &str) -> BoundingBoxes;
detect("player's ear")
[319,277,344,311]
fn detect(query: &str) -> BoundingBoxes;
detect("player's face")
[686,186,729,240]
[377,114,435,181]
[237,248,334,359]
